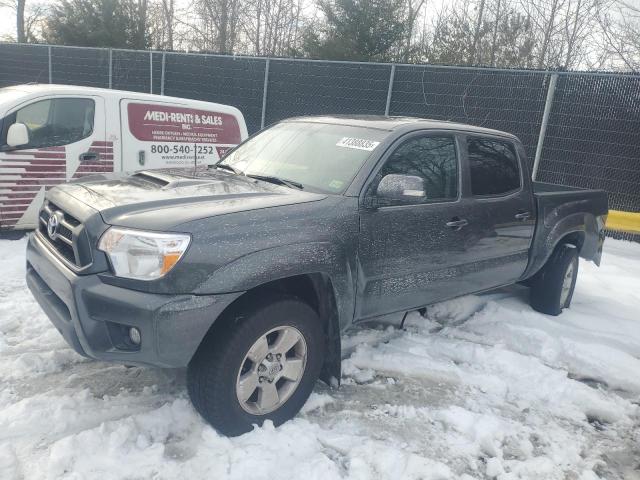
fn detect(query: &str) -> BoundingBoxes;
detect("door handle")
[79,151,99,162]
[446,217,469,230]
[514,211,531,221]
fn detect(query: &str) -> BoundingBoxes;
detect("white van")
[0,84,248,229]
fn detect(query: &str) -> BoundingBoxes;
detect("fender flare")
[195,242,355,386]
[524,211,600,278]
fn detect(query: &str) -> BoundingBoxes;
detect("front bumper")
[26,233,243,368]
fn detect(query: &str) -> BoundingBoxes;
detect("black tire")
[529,244,579,316]
[187,294,324,436]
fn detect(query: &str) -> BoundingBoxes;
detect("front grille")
[38,202,90,269]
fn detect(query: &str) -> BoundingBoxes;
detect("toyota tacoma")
[26,116,608,436]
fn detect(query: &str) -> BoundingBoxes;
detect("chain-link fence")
[1,42,639,240]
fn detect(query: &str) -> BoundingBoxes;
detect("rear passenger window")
[467,137,520,196]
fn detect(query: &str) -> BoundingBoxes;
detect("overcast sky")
[1,4,18,40]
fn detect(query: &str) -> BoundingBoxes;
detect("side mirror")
[6,123,29,148]
[376,174,425,202]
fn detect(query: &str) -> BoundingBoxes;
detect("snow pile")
[1,235,639,479]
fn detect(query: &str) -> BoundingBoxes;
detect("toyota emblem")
[47,212,62,240]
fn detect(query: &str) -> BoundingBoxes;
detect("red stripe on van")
[0,147,70,227]
[71,142,115,179]
[1,142,116,228]
[10,151,67,159]
[0,164,65,171]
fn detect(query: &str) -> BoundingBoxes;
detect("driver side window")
[375,135,459,205]
[1,98,95,150]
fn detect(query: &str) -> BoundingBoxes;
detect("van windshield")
[217,121,387,194]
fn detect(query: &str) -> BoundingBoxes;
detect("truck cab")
[0,84,247,229]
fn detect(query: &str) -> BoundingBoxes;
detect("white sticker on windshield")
[336,137,380,151]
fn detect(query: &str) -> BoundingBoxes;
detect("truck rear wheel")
[529,244,579,316]
[187,294,324,436]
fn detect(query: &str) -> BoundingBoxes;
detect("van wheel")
[529,244,579,316]
[187,294,324,437]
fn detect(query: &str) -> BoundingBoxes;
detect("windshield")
[218,121,387,194]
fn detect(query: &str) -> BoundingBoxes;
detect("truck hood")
[53,168,327,229]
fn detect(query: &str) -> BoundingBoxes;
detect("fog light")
[129,327,141,345]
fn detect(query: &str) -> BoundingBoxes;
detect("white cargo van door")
[0,96,106,229]
[120,100,243,171]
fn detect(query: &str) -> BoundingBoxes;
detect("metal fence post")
[48,46,52,84]
[532,73,558,181]
[161,52,166,96]
[149,51,153,94]
[261,58,271,129]
[108,49,113,89]
[385,64,396,116]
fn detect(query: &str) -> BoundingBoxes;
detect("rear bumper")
[26,233,243,368]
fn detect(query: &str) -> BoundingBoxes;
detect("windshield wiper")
[247,174,304,190]
[215,163,244,175]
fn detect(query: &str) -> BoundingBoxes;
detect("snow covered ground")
[1,235,639,480]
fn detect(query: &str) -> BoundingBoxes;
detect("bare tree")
[402,0,427,62]
[175,0,235,52]
[489,0,502,65]
[161,0,175,50]
[423,0,480,65]
[598,0,640,71]
[142,0,617,68]
[518,0,610,69]
[484,1,536,66]
[520,0,567,68]
[136,0,148,48]
[469,0,487,64]
[560,0,611,68]
[2,0,613,70]
[1,0,49,42]
[0,0,27,42]
[148,0,176,49]
[242,0,304,56]
[419,0,532,67]
[186,0,244,52]
[23,1,46,41]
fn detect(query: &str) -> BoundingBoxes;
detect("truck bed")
[533,181,608,214]
[524,182,608,278]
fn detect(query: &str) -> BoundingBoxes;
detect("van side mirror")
[6,123,29,148]
[376,174,425,202]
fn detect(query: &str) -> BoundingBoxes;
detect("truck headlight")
[98,227,191,280]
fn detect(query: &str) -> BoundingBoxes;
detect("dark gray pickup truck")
[26,116,608,435]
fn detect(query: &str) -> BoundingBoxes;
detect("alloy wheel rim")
[236,326,307,415]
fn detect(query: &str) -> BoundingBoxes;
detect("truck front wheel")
[187,294,324,436]
[529,244,579,316]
